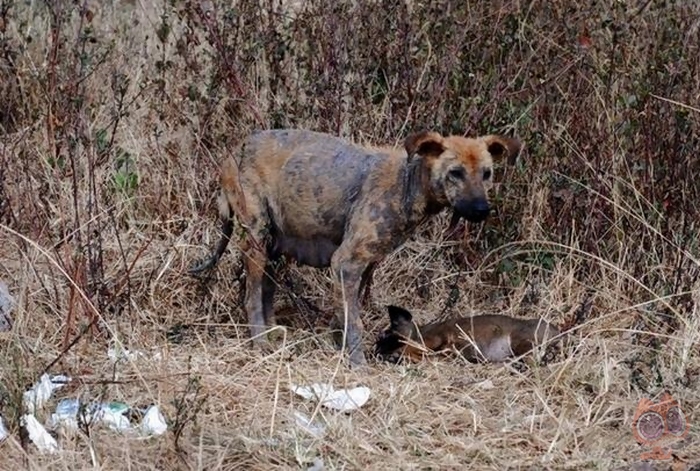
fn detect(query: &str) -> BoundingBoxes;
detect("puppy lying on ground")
[375,305,562,364]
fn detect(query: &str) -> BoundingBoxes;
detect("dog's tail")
[217,185,234,222]
[188,196,234,275]
[188,162,238,275]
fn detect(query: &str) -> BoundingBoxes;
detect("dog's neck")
[401,158,447,224]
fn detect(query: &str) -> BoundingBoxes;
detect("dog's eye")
[448,168,466,180]
[483,169,492,180]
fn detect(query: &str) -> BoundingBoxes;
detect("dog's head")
[404,131,521,223]
[375,305,424,363]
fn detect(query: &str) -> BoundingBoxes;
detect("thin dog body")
[190,129,521,367]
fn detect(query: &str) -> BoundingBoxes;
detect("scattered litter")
[0,415,8,443]
[292,410,326,438]
[12,368,167,454]
[107,342,162,364]
[22,414,59,454]
[18,373,70,453]
[23,373,71,414]
[50,398,131,432]
[0,281,14,332]
[477,379,495,390]
[50,398,167,437]
[306,457,325,471]
[107,344,143,363]
[290,383,370,412]
[140,405,167,436]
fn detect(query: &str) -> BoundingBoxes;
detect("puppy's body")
[190,129,521,367]
[376,305,561,363]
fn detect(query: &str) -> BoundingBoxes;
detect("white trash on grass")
[107,342,162,364]
[292,410,326,438]
[0,280,14,332]
[140,405,168,436]
[13,370,167,454]
[107,345,143,363]
[0,415,9,443]
[49,398,167,437]
[23,373,71,414]
[21,414,59,454]
[50,399,131,431]
[290,383,371,412]
[18,372,71,453]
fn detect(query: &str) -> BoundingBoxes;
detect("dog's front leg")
[331,255,368,368]
[262,262,278,326]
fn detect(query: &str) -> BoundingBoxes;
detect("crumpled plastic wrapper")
[50,398,168,438]
[290,383,371,412]
[21,414,59,454]
[23,374,71,415]
[0,415,9,443]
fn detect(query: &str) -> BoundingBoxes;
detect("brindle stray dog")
[189,129,521,367]
[375,305,561,364]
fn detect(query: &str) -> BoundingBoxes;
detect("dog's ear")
[404,131,445,160]
[483,135,522,165]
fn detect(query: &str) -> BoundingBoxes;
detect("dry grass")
[1,0,699,469]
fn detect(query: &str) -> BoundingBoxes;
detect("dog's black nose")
[454,198,490,223]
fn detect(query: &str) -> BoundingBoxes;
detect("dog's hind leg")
[237,211,272,346]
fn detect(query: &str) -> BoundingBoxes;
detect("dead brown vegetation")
[0,0,699,469]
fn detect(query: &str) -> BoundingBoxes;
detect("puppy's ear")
[375,306,415,361]
[387,305,412,327]
[404,131,445,160]
[482,135,522,165]
[386,305,417,339]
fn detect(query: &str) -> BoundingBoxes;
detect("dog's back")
[240,129,389,197]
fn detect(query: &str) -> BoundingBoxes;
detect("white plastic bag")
[290,383,371,412]
[22,414,59,454]
[23,373,71,414]
[0,415,9,443]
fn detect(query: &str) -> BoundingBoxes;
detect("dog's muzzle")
[454,197,490,223]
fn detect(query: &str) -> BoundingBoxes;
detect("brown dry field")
[1,1,699,470]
